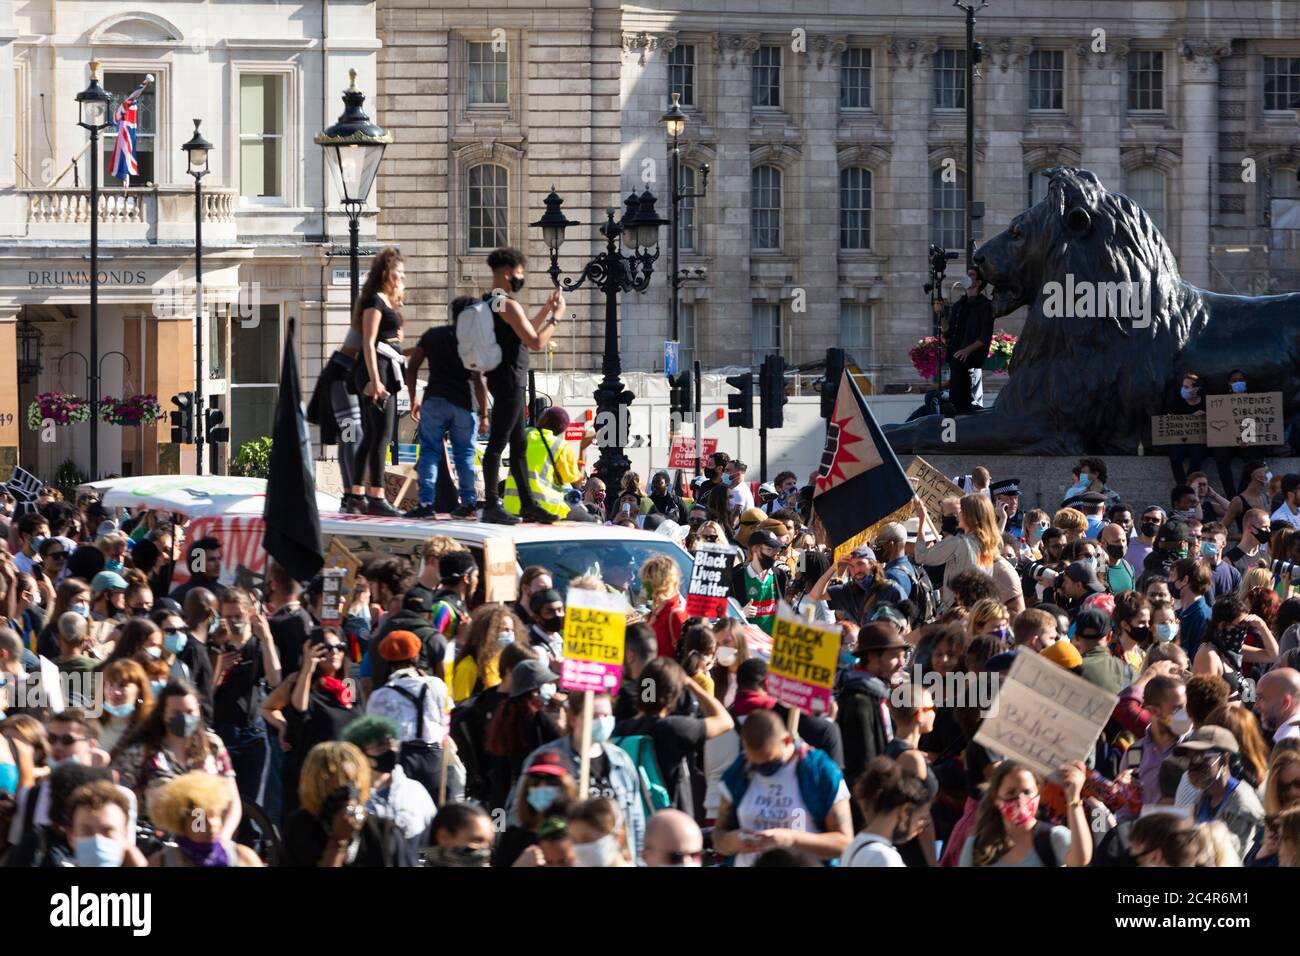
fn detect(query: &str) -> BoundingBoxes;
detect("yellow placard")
[560,588,628,693]
[766,605,841,716]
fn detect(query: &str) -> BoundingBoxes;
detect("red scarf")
[318,675,354,708]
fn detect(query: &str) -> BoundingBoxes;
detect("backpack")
[455,299,502,373]
[612,734,673,818]
[1031,820,1059,867]
[898,562,938,627]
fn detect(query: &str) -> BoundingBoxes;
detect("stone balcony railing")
[23,185,238,245]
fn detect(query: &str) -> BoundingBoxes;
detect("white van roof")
[319,513,683,549]
[77,475,342,521]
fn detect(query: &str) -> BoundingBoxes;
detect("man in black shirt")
[479,247,565,526]
[405,297,488,520]
[264,561,315,680]
[168,536,226,604]
[940,266,995,414]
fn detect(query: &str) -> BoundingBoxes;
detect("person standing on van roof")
[404,295,488,521]
[476,247,566,527]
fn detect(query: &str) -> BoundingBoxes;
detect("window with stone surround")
[931,166,965,252]
[839,303,873,367]
[679,301,697,371]
[1263,56,1300,112]
[230,303,281,452]
[1127,51,1164,111]
[752,46,782,109]
[668,44,695,107]
[1124,166,1166,234]
[678,165,697,252]
[751,165,782,251]
[468,41,508,107]
[751,302,780,366]
[239,74,283,199]
[839,167,872,250]
[1028,50,1065,110]
[933,48,966,110]
[840,47,872,109]
[1028,167,1052,208]
[468,163,508,250]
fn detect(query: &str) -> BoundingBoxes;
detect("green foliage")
[53,459,90,500]
[231,437,273,479]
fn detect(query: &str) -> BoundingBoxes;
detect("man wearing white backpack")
[459,247,565,525]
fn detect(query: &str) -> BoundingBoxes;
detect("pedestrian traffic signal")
[822,348,846,419]
[204,407,230,445]
[169,392,195,444]
[669,370,693,419]
[725,372,753,429]
[759,354,788,430]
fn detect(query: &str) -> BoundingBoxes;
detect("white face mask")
[590,715,616,744]
[1169,708,1192,736]
[715,647,738,668]
[572,832,621,868]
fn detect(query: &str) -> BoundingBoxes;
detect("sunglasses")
[46,551,68,560]
[48,734,88,747]
[659,849,703,865]
[700,535,720,543]
[317,643,345,653]
[1276,777,1300,792]
[162,626,186,636]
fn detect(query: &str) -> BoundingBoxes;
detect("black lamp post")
[17,313,43,384]
[660,93,709,345]
[76,60,112,479]
[315,69,391,308]
[181,119,212,475]
[955,0,988,267]
[530,186,667,493]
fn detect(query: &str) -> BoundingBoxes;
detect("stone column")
[984,39,1033,232]
[1178,39,1232,288]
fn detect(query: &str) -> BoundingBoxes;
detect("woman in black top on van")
[351,247,406,516]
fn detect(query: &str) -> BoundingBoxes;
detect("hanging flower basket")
[27,392,91,430]
[908,336,946,380]
[983,330,1019,375]
[100,393,163,426]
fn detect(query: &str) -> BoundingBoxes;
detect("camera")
[1027,561,1059,586]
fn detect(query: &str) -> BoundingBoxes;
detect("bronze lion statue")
[885,166,1300,454]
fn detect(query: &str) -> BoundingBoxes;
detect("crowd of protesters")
[3,450,1300,869]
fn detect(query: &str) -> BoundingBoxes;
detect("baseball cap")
[739,508,767,527]
[1174,725,1239,756]
[746,530,783,552]
[1070,607,1112,642]
[439,550,478,582]
[526,753,569,778]
[91,570,128,595]
[1063,561,1105,592]
[402,589,435,613]
[849,545,877,562]
[1041,641,1083,669]
[1156,520,1191,544]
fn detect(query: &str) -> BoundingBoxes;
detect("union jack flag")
[108,77,151,186]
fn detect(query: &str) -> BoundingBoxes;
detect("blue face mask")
[526,785,560,813]
[74,834,125,868]
[164,632,188,655]
[71,603,91,619]
[149,679,166,696]
[753,756,787,777]
[1201,541,1219,558]
[103,700,137,719]
[590,715,616,744]
[1230,381,1246,394]
[145,645,163,659]
[1180,386,1195,401]
[30,535,47,553]
[539,683,556,704]
[105,560,124,574]
[208,618,221,636]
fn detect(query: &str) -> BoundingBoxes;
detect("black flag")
[263,316,323,581]
[811,369,915,559]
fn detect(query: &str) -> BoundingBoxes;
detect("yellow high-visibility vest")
[503,428,570,518]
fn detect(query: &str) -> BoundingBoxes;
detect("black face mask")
[426,845,492,868]
[757,554,777,571]
[1129,625,1152,644]
[371,750,398,774]
[509,275,525,293]
[1255,527,1272,544]
[1105,544,1126,562]
[539,615,563,633]
[1140,521,1160,538]
[941,515,960,535]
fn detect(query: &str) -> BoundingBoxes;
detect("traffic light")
[204,407,230,445]
[170,392,195,444]
[669,370,694,419]
[759,354,788,430]
[821,348,846,419]
[725,372,753,429]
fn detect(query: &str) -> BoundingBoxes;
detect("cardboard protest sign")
[482,536,518,603]
[1206,391,1283,448]
[974,649,1117,779]
[766,604,841,717]
[319,567,349,626]
[383,465,420,512]
[323,537,361,593]
[1150,414,1206,446]
[668,436,717,470]
[684,542,732,618]
[560,588,627,694]
[905,455,963,516]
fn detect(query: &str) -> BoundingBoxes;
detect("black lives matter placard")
[684,542,732,618]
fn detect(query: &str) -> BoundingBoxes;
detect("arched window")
[839,167,872,250]
[1124,166,1166,233]
[751,165,782,251]
[468,164,508,250]
[931,166,965,252]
